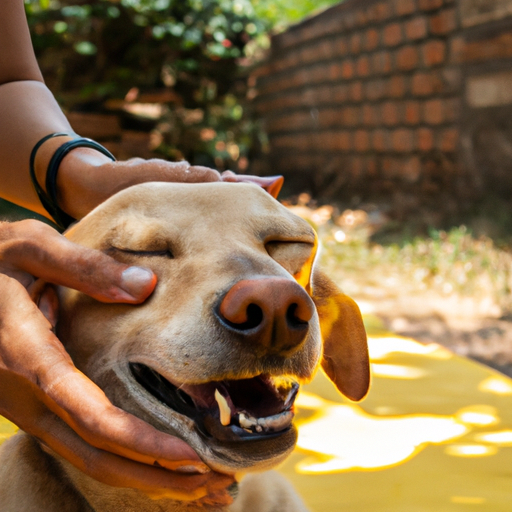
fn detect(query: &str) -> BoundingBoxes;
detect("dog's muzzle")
[130,363,299,442]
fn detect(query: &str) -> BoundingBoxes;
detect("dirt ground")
[347,282,512,378]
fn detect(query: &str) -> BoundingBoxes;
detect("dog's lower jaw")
[100,365,298,475]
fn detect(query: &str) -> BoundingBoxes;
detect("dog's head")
[55,182,369,474]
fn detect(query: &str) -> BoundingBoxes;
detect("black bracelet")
[45,138,115,229]
[29,134,116,230]
[29,132,71,228]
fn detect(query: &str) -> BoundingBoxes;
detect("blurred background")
[14,0,512,377]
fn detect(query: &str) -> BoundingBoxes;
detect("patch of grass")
[317,223,512,317]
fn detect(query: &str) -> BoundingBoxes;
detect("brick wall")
[253,0,512,213]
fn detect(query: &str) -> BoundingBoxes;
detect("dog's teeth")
[259,410,294,431]
[215,389,232,426]
[239,412,257,429]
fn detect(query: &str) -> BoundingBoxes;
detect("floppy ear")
[28,280,59,329]
[311,270,370,401]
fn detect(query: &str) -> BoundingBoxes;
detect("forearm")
[0,0,77,216]
[0,81,74,216]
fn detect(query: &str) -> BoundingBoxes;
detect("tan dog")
[0,182,369,511]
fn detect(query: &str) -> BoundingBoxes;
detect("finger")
[0,369,234,501]
[38,360,207,471]
[0,220,156,303]
[220,172,284,198]
[0,277,205,472]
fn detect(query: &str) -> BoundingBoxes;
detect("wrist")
[33,136,115,223]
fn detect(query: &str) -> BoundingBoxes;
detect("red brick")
[301,46,317,64]
[328,63,343,81]
[383,23,403,47]
[439,68,461,93]
[350,33,362,54]
[341,60,355,79]
[418,0,443,10]
[319,109,339,128]
[461,35,512,62]
[392,129,414,152]
[372,51,392,74]
[311,66,329,83]
[382,157,400,178]
[394,0,416,15]
[423,99,444,124]
[449,36,465,63]
[356,9,368,26]
[404,100,421,124]
[356,55,371,77]
[367,156,378,176]
[343,11,357,30]
[337,131,352,151]
[429,9,457,35]
[365,79,387,101]
[334,37,348,56]
[417,127,434,151]
[373,129,390,152]
[350,81,364,102]
[374,2,391,21]
[411,71,433,96]
[333,84,349,102]
[362,104,378,126]
[354,130,371,151]
[341,106,361,126]
[401,156,421,182]
[444,98,460,122]
[302,88,317,107]
[405,16,428,40]
[351,156,364,179]
[318,40,334,60]
[422,40,446,66]
[382,101,400,125]
[438,128,459,152]
[396,45,419,70]
[387,75,407,98]
[315,85,333,104]
[326,132,346,152]
[365,28,380,51]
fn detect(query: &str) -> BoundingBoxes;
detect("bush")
[25,0,269,170]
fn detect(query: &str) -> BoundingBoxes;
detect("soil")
[375,306,512,378]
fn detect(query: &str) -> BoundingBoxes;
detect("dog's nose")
[217,278,315,355]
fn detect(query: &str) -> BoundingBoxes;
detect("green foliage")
[251,0,342,30]
[24,0,270,170]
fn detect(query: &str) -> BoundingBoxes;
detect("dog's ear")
[311,270,370,401]
[28,280,59,329]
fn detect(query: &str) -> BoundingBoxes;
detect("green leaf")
[73,41,97,55]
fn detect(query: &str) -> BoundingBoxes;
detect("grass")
[298,207,512,319]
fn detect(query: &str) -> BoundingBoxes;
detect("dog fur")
[0,182,369,511]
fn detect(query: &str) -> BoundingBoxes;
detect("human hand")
[33,136,283,220]
[0,219,235,502]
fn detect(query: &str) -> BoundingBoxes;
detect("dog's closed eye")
[265,241,315,277]
[108,247,174,258]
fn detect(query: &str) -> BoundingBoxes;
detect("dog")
[0,182,369,511]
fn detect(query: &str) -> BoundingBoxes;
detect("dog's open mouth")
[129,363,299,442]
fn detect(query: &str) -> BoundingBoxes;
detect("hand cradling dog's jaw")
[0,182,370,512]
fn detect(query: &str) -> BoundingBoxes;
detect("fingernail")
[176,464,210,474]
[120,267,156,299]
